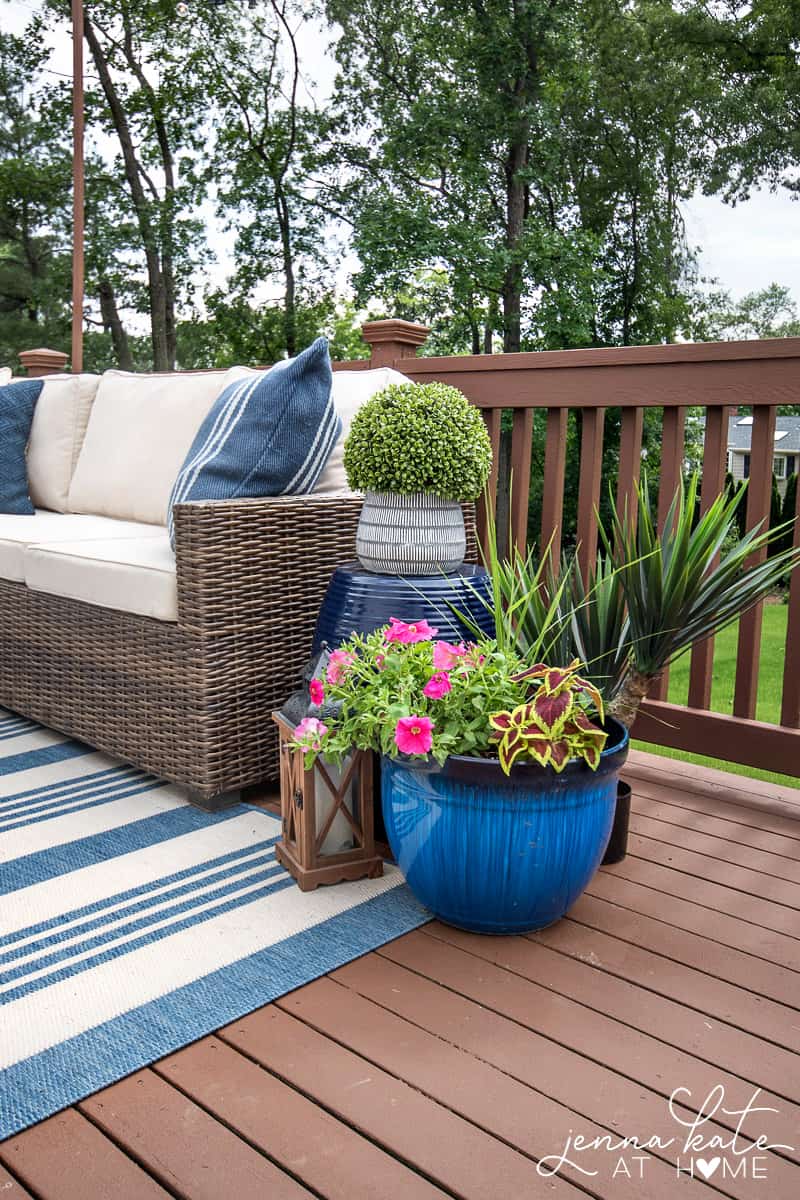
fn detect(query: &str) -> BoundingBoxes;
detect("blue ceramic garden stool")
[312,562,495,654]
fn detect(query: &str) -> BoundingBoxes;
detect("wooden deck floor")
[1,751,798,1199]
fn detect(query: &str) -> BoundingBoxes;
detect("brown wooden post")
[361,319,430,368]
[734,404,777,719]
[71,0,85,373]
[540,407,568,571]
[18,349,69,377]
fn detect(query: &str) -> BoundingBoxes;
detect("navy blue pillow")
[168,337,339,546]
[0,379,43,515]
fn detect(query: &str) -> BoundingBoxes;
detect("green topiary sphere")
[343,382,492,501]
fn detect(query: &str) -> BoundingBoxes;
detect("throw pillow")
[0,379,43,515]
[168,337,339,547]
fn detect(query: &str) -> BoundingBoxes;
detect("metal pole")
[71,0,84,372]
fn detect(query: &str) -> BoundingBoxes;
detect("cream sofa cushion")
[0,367,11,385]
[67,369,229,525]
[27,374,100,512]
[222,364,411,494]
[0,511,160,583]
[25,533,177,622]
[319,367,411,492]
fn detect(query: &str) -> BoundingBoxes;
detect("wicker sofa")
[0,363,412,808]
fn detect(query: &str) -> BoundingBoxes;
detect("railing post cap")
[361,319,430,349]
[18,348,69,377]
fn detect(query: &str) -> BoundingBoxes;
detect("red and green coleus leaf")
[509,663,548,684]
[548,740,572,773]
[572,675,605,721]
[497,732,528,775]
[530,688,573,735]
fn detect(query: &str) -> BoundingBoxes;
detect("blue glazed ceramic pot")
[381,718,629,933]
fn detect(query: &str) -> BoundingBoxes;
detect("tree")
[192,1,344,359]
[693,283,800,341]
[39,0,211,370]
[671,1,800,203]
[0,32,72,367]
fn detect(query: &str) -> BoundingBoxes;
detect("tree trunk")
[607,668,655,729]
[502,137,528,353]
[276,187,296,357]
[99,277,133,371]
[83,12,170,369]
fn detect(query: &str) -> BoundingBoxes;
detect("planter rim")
[385,715,629,787]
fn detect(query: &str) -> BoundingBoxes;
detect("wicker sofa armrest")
[172,494,364,636]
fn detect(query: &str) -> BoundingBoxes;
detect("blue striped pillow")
[168,337,339,547]
[0,379,43,514]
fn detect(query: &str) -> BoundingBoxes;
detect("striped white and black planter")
[356,490,466,575]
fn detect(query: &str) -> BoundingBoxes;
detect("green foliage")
[600,473,800,694]
[343,383,492,500]
[293,627,529,767]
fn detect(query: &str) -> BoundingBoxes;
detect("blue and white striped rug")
[0,708,428,1140]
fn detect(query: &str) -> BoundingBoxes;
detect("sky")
[4,0,800,309]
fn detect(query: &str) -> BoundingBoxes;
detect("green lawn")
[633,604,800,789]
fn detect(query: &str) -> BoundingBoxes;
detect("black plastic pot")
[602,780,631,864]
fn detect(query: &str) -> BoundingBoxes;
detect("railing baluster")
[576,407,605,577]
[781,472,800,728]
[650,407,687,702]
[734,405,777,719]
[476,407,502,556]
[616,406,643,531]
[540,408,568,571]
[509,408,534,554]
[688,406,732,710]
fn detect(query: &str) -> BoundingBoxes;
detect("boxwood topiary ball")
[343,382,492,501]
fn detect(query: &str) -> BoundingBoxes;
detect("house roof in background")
[728,414,800,453]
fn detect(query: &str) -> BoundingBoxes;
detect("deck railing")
[351,321,800,778]
[21,320,800,777]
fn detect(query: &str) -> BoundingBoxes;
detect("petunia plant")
[288,618,608,777]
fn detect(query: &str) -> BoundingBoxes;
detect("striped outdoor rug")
[0,707,427,1140]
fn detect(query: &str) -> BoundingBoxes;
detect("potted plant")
[290,620,629,933]
[343,382,492,574]
[473,472,800,860]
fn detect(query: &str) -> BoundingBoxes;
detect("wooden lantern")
[273,713,384,891]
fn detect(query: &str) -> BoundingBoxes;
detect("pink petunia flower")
[422,671,452,700]
[375,652,386,670]
[309,678,324,706]
[394,715,434,755]
[432,640,466,671]
[326,648,355,685]
[293,716,328,752]
[384,617,439,645]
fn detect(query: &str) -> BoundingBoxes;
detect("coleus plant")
[489,660,608,775]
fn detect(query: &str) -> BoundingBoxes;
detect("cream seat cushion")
[27,374,100,512]
[0,367,11,385]
[67,369,233,526]
[224,365,412,493]
[0,511,161,583]
[25,533,177,622]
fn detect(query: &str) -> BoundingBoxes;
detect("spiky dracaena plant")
[601,473,800,727]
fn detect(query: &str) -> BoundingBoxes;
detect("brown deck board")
[565,891,800,1006]
[78,1069,313,1200]
[328,951,793,1200]
[2,752,800,1199]
[628,810,800,881]
[0,1109,173,1200]
[397,927,800,1158]
[157,1035,449,1200]
[530,912,800,1052]
[220,1005,583,1200]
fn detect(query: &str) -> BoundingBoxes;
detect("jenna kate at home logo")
[536,1084,795,1182]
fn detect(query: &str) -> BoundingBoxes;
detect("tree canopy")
[1,0,798,371]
